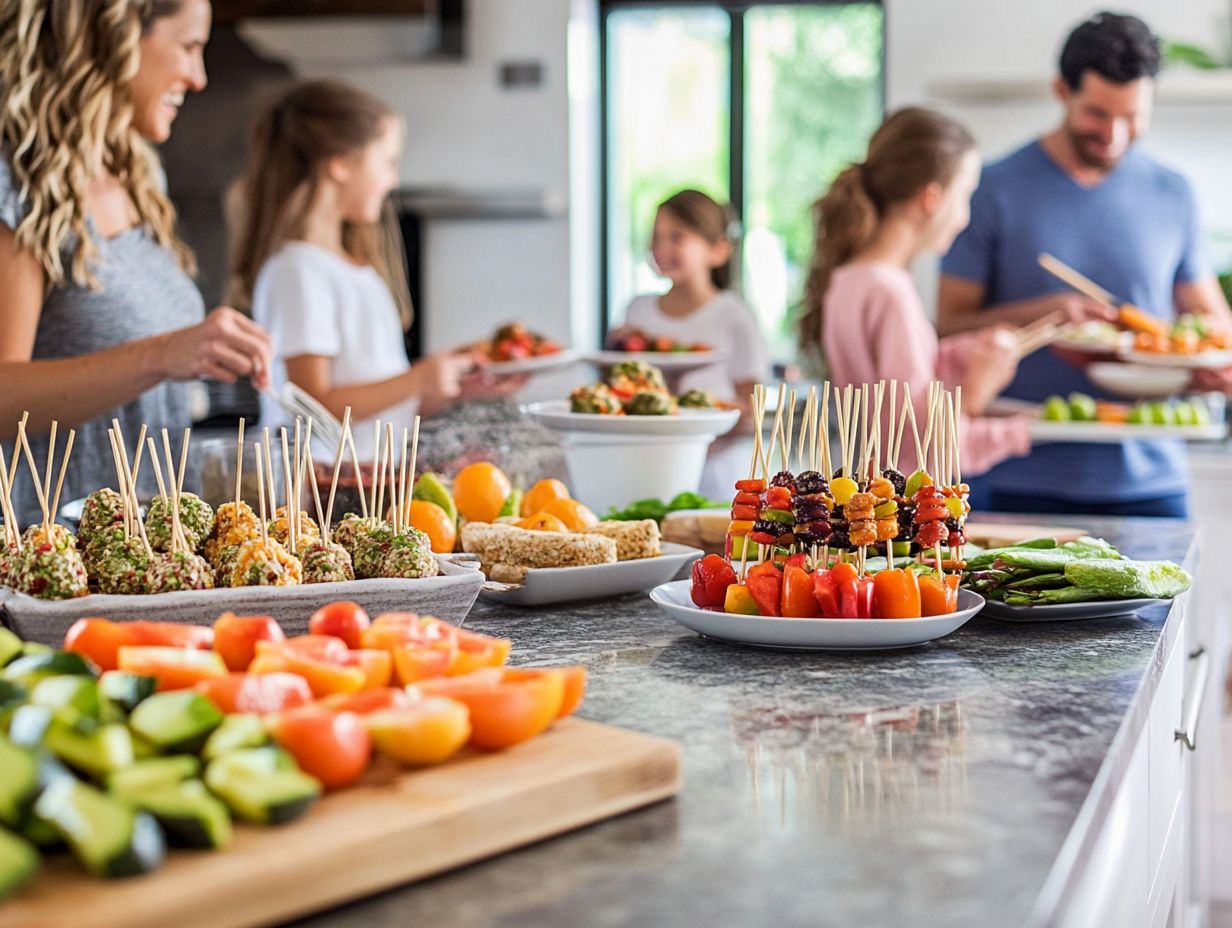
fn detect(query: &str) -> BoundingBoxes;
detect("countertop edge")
[1027,528,1202,927]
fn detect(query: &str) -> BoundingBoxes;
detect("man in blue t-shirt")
[939,12,1232,518]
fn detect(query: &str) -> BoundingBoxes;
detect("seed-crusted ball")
[350,526,394,579]
[204,501,261,564]
[677,388,716,409]
[297,538,355,584]
[333,515,388,556]
[145,493,215,553]
[230,538,302,586]
[0,541,19,587]
[212,544,241,588]
[380,528,439,580]
[267,507,321,548]
[144,550,214,593]
[12,537,89,600]
[22,523,77,551]
[78,488,125,546]
[625,390,675,416]
[93,536,151,595]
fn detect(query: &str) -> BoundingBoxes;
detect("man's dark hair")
[1060,12,1161,90]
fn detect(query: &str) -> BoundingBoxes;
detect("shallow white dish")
[649,580,984,651]
[478,542,703,607]
[1029,419,1225,443]
[1086,362,1190,400]
[584,349,726,372]
[527,400,739,437]
[979,596,1165,622]
[481,349,580,377]
[1117,348,1232,370]
[0,555,484,646]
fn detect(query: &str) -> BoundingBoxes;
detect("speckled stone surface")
[291,515,1197,928]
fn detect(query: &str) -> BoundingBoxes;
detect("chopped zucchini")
[43,711,134,778]
[19,812,62,850]
[0,679,25,722]
[3,651,97,688]
[107,756,200,796]
[7,704,53,748]
[98,671,157,714]
[126,780,232,850]
[0,628,22,668]
[128,691,223,753]
[202,714,269,761]
[0,735,38,827]
[30,676,101,718]
[0,826,39,900]
[34,778,165,878]
[205,749,320,826]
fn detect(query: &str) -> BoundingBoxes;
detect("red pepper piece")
[730,505,759,522]
[745,561,782,617]
[781,564,819,617]
[856,577,875,619]
[735,478,766,493]
[690,554,737,608]
[813,570,840,617]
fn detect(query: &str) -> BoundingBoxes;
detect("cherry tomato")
[319,688,412,714]
[413,668,566,750]
[63,618,131,672]
[308,601,371,650]
[691,554,737,608]
[195,672,313,714]
[212,613,285,672]
[269,707,372,790]
[363,698,472,766]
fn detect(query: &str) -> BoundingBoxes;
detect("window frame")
[597,0,886,345]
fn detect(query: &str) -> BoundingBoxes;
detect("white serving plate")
[478,542,703,607]
[1029,419,1225,443]
[527,400,739,437]
[649,580,984,651]
[979,596,1165,622]
[481,349,580,377]
[1117,348,1232,370]
[0,555,484,646]
[584,349,727,372]
[1085,362,1190,400]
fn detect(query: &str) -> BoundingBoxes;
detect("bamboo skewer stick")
[343,413,367,519]
[234,419,245,513]
[763,384,786,478]
[324,408,352,543]
[254,444,268,543]
[160,430,183,555]
[106,430,128,538]
[406,417,420,528]
[50,429,75,529]
[6,412,27,493]
[903,388,923,471]
[41,421,57,534]
[293,419,302,540]
[18,423,51,531]
[280,429,295,553]
[384,423,396,531]
[306,446,326,544]
[262,429,277,528]
[782,388,797,475]
[0,444,20,547]
[820,382,832,477]
[370,421,382,519]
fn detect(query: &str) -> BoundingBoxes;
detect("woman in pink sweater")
[798,108,1031,476]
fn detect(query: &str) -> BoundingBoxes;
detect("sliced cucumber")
[43,713,135,778]
[98,671,157,714]
[205,749,320,826]
[34,778,165,878]
[0,628,22,668]
[7,704,53,748]
[0,735,38,828]
[0,679,26,722]
[19,812,62,850]
[107,756,200,796]
[128,691,223,753]
[30,676,101,718]
[201,714,269,762]
[127,780,232,850]
[3,651,97,687]
[0,826,39,900]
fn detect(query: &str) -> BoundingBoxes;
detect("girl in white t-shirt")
[614,189,769,424]
[232,80,520,456]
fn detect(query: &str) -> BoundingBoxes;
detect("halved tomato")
[364,697,471,766]
[64,618,131,672]
[251,640,365,698]
[343,649,393,690]
[212,613,285,672]
[412,668,565,750]
[308,601,371,650]
[195,672,313,714]
[507,665,586,718]
[318,688,412,714]
[391,646,454,685]
[117,646,228,691]
[128,622,214,651]
[268,707,371,790]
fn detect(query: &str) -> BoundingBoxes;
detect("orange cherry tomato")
[918,575,958,616]
[127,622,214,651]
[392,646,455,685]
[520,478,571,518]
[212,613,285,672]
[363,697,472,766]
[252,640,366,698]
[308,602,371,650]
[195,672,313,714]
[64,618,132,672]
[780,564,819,618]
[319,688,412,714]
[343,649,393,690]
[412,668,566,750]
[516,512,568,532]
[404,500,458,553]
[452,462,512,524]
[117,646,228,691]
[541,498,599,532]
[505,665,586,718]
[268,707,372,790]
[872,569,922,619]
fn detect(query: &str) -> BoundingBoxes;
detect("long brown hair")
[230,80,413,328]
[798,107,975,352]
[657,189,736,290]
[0,0,195,288]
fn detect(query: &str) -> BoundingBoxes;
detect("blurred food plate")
[979,597,1164,622]
[1085,362,1189,400]
[962,521,1088,548]
[649,580,984,651]
[584,349,727,372]
[527,400,739,437]
[478,542,703,607]
[481,349,580,377]
[1030,419,1225,443]
[1117,347,1232,370]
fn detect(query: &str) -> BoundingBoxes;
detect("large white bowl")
[558,431,716,513]
[649,580,985,651]
[1086,362,1189,399]
[526,400,739,437]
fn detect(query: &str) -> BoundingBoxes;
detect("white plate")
[480,349,580,377]
[1052,337,1121,356]
[1029,420,1225,443]
[1085,362,1190,400]
[477,542,703,607]
[649,580,984,651]
[527,400,739,437]
[1117,348,1232,370]
[584,349,727,372]
[979,596,1164,622]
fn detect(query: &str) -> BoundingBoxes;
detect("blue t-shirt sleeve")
[940,172,997,288]
[1175,181,1211,285]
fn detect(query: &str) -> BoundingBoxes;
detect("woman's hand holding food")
[961,326,1020,415]
[158,307,273,389]
[405,349,483,416]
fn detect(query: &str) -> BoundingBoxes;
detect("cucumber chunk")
[0,735,38,828]
[107,756,200,796]
[30,676,102,718]
[3,651,97,687]
[43,713,134,778]
[34,778,165,878]
[202,714,269,761]
[0,628,22,668]
[7,704,53,748]
[127,780,232,850]
[205,749,320,826]
[0,827,39,900]
[128,691,223,753]
[98,671,158,714]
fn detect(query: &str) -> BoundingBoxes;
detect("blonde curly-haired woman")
[0,0,271,524]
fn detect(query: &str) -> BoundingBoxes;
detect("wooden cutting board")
[963,521,1089,548]
[0,719,681,928]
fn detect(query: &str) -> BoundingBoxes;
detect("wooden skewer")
[343,415,367,519]
[953,386,964,487]
[872,383,884,476]
[783,388,797,475]
[903,387,923,471]
[254,443,268,542]
[106,430,129,538]
[147,438,169,505]
[820,382,832,478]
[18,421,50,527]
[262,429,277,527]
[119,429,151,557]
[234,418,245,513]
[176,427,193,552]
[160,429,184,554]
[305,446,326,544]
[0,444,20,547]
[746,385,763,478]
[407,417,420,515]
[6,411,27,492]
[370,421,382,519]
[49,429,75,529]
[384,423,396,530]
[293,418,302,541]
[299,418,314,538]
[763,384,786,478]
[892,387,911,471]
[280,428,295,552]
[42,421,57,533]
[324,408,352,542]
[887,380,897,472]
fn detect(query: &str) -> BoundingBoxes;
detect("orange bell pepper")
[872,568,921,619]
[781,564,819,617]
[918,574,959,616]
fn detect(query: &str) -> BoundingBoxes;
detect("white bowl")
[1086,362,1189,400]
[526,400,739,437]
[559,431,715,513]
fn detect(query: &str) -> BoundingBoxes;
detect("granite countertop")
[294,515,1197,928]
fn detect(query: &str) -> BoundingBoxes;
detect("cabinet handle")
[1174,646,1211,752]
